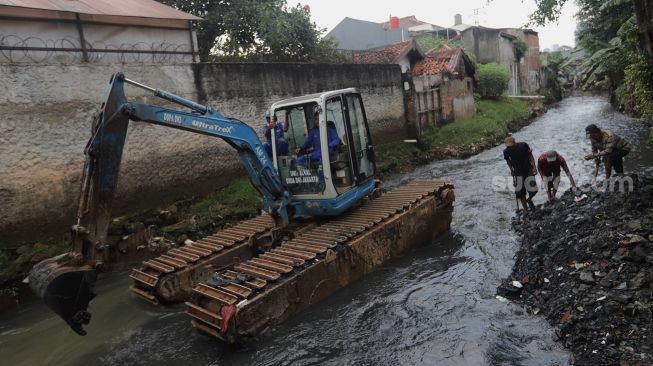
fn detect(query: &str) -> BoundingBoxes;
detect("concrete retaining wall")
[0,63,405,245]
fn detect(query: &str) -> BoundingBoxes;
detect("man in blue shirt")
[261,111,289,157]
[296,114,341,165]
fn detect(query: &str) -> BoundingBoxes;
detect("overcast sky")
[296,0,579,50]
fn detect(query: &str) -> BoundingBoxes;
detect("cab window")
[274,103,325,195]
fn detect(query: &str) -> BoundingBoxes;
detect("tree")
[477,63,511,99]
[528,0,652,60]
[158,0,342,62]
[514,39,528,61]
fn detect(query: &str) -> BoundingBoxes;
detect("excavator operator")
[295,111,340,165]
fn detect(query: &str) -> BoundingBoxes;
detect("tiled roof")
[413,47,464,76]
[352,40,416,64]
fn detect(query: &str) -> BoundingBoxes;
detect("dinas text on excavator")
[28,72,380,335]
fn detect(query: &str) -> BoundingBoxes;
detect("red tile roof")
[413,47,465,76]
[352,40,417,64]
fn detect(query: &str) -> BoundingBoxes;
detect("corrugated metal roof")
[0,0,201,20]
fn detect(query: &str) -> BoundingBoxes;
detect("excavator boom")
[28,73,290,335]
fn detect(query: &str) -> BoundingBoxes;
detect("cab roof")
[271,88,358,110]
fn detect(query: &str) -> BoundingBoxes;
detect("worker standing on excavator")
[503,136,538,213]
[262,110,289,157]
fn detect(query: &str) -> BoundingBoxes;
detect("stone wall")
[0,63,404,245]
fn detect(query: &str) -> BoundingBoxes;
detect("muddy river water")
[1,96,652,365]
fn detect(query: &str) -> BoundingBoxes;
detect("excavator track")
[185,180,454,342]
[130,215,276,304]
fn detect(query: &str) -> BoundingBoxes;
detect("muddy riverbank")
[498,176,653,365]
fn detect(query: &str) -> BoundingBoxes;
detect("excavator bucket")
[29,253,97,335]
[27,73,130,335]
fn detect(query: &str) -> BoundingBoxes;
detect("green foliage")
[0,285,18,298]
[575,0,633,53]
[541,75,563,103]
[421,98,530,147]
[477,63,510,99]
[162,178,261,233]
[619,54,653,121]
[158,0,340,62]
[464,51,478,68]
[547,51,566,72]
[415,36,448,53]
[0,239,71,286]
[514,39,528,60]
[375,98,531,174]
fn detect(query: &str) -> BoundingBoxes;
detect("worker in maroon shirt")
[538,150,576,202]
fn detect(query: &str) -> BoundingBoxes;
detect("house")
[0,0,201,63]
[412,46,477,123]
[502,28,542,94]
[352,40,424,72]
[327,15,442,51]
[459,26,520,95]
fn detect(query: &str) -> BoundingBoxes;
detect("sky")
[297,0,579,51]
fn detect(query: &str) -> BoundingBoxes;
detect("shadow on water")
[1,96,651,365]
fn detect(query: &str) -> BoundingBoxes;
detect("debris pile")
[499,175,653,365]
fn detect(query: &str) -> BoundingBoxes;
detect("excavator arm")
[28,73,290,335]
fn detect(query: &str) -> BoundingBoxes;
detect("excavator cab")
[270,89,377,218]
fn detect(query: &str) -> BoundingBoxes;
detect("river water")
[1,96,651,366]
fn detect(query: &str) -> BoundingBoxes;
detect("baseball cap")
[546,150,557,162]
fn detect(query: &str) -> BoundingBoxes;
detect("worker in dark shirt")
[503,136,538,213]
[537,150,576,202]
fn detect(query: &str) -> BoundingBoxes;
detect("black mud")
[499,176,653,365]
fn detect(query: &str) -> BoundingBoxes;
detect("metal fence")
[0,34,194,64]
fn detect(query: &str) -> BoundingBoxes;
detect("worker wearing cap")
[503,136,538,213]
[296,111,340,165]
[584,124,631,178]
[261,110,289,157]
[538,150,576,202]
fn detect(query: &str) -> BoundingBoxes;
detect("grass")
[187,177,261,221]
[422,98,530,147]
[0,238,71,297]
[376,97,532,175]
[160,177,261,235]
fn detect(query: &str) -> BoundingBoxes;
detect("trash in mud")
[498,175,653,365]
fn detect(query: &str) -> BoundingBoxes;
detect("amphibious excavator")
[29,73,455,342]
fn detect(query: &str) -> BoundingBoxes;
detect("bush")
[477,63,510,99]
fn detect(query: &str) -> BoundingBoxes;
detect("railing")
[0,34,194,64]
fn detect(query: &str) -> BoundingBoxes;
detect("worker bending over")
[538,150,576,202]
[584,124,631,178]
[503,136,538,213]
